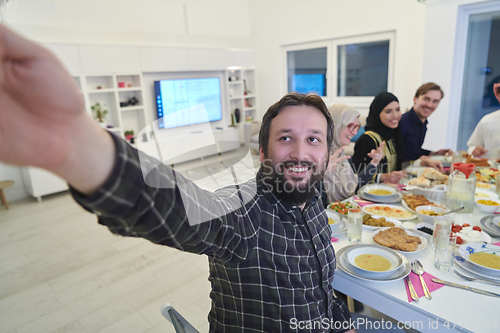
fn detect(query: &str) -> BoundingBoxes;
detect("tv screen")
[154,77,222,129]
[292,73,326,96]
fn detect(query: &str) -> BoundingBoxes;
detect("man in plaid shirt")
[0,25,403,333]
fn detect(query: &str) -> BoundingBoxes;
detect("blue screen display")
[154,77,222,129]
[292,74,326,96]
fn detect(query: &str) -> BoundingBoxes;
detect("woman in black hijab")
[351,92,407,183]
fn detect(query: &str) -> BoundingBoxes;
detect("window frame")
[282,31,395,109]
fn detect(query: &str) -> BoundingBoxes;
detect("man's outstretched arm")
[0,24,114,195]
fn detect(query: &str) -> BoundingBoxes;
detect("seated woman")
[322,104,384,204]
[351,92,407,184]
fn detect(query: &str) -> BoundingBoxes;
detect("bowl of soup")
[362,184,398,200]
[344,244,403,278]
[458,243,500,275]
[326,210,343,232]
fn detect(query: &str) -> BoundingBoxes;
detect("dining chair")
[160,303,199,333]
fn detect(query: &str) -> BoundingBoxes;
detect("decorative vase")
[99,122,107,129]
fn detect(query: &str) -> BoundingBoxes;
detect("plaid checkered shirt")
[71,133,352,332]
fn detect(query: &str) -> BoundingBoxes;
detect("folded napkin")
[405,271,445,303]
[493,242,500,246]
[331,237,339,242]
[353,196,373,207]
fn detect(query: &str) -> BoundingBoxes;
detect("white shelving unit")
[226,67,257,126]
[73,73,149,141]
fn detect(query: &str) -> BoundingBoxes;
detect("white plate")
[401,198,443,214]
[371,228,428,253]
[335,245,411,282]
[344,244,403,278]
[362,215,402,230]
[357,190,403,204]
[360,184,399,199]
[454,255,500,282]
[362,204,416,221]
[455,228,492,245]
[330,219,347,235]
[475,189,499,200]
[457,243,500,276]
[476,182,495,191]
[480,216,500,237]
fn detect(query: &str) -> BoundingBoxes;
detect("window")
[283,32,394,106]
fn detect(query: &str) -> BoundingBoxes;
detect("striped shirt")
[71,133,352,332]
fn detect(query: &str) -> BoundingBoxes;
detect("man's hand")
[420,158,444,173]
[431,149,453,156]
[368,142,385,166]
[380,171,407,183]
[0,24,115,194]
[471,146,488,158]
[327,146,351,172]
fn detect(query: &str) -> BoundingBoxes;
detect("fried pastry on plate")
[373,227,421,252]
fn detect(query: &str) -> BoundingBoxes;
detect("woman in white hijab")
[322,104,384,204]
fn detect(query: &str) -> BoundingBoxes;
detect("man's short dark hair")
[415,82,444,99]
[258,92,334,155]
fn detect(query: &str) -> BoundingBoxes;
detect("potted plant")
[124,130,134,142]
[91,102,108,127]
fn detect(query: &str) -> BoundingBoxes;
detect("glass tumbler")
[347,208,363,243]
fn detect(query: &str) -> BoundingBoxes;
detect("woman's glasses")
[347,123,361,133]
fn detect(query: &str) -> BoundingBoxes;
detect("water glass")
[431,216,452,250]
[434,230,457,271]
[347,208,363,243]
[496,174,500,195]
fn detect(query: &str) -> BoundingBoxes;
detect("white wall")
[420,0,495,151]
[248,0,426,119]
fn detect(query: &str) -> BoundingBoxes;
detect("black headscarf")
[365,92,405,170]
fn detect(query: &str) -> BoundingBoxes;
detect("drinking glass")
[346,208,363,243]
[496,174,500,195]
[434,230,457,271]
[431,216,452,250]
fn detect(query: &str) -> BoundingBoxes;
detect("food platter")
[370,228,428,253]
[362,215,402,231]
[335,245,411,282]
[362,204,416,221]
[401,197,442,214]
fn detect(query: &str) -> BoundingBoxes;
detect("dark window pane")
[287,47,327,96]
[337,40,389,97]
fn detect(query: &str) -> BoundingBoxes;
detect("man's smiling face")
[259,105,329,205]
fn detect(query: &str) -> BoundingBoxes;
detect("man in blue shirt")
[400,83,452,170]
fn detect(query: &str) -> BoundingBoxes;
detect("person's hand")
[327,146,351,172]
[471,146,488,158]
[432,149,453,156]
[420,158,444,173]
[380,171,407,183]
[367,141,385,166]
[0,24,115,194]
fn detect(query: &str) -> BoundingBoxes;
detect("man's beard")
[261,158,328,205]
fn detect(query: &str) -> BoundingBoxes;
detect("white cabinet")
[226,67,258,127]
[21,167,69,202]
[73,73,149,142]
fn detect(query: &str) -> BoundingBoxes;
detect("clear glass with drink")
[347,208,363,243]
[432,215,452,250]
[434,230,457,271]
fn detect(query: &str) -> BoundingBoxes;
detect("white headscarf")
[323,104,360,203]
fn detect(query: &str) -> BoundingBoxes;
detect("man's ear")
[259,147,265,162]
[413,96,417,105]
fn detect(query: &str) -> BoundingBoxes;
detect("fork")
[454,270,500,287]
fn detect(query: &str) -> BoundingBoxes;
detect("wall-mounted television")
[154,77,222,129]
[291,73,326,96]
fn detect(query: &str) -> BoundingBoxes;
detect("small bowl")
[415,205,448,224]
[326,210,343,232]
[362,184,398,200]
[475,198,500,214]
[344,245,403,278]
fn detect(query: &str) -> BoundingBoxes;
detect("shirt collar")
[409,107,428,126]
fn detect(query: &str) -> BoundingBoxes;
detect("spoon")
[441,206,464,215]
[411,260,432,300]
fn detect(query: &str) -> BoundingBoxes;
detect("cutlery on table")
[411,260,432,300]
[454,270,500,287]
[432,278,500,298]
[405,275,419,301]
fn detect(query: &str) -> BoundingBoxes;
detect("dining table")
[330,189,500,333]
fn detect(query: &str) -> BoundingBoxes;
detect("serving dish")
[475,197,500,214]
[335,245,411,282]
[343,244,403,278]
[370,228,427,253]
[362,215,402,230]
[457,243,500,276]
[362,204,416,221]
[475,189,499,200]
[415,205,448,224]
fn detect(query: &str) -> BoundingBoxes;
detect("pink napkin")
[331,237,339,242]
[405,271,445,303]
[353,196,373,207]
[493,242,500,246]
